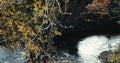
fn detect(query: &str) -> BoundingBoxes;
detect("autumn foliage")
[0,0,66,62]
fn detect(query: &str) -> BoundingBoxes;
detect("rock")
[98,51,112,63]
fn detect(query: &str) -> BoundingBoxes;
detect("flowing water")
[77,35,120,63]
[0,35,120,63]
[0,47,26,63]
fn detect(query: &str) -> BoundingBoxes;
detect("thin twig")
[32,23,51,41]
[55,0,72,15]
[108,15,120,21]
[56,20,74,28]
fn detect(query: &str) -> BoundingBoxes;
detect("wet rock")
[98,51,112,63]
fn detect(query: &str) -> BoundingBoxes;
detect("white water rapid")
[77,35,120,63]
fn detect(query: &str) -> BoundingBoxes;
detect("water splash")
[77,35,120,63]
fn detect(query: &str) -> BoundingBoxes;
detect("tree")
[0,0,71,62]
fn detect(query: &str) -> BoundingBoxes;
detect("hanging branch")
[56,0,72,15]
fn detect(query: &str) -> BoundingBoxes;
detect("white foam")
[77,35,120,63]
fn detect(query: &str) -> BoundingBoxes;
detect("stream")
[0,35,120,63]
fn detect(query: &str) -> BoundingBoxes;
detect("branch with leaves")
[0,0,72,63]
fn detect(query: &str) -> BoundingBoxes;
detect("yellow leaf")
[15,20,23,25]
[11,6,15,11]
[13,32,16,35]
[0,29,4,34]
[15,11,21,15]
[35,25,40,30]
[43,20,48,24]
[42,6,48,10]
[18,25,24,32]
[34,7,38,11]
[8,10,13,15]
[30,31,35,37]
[0,0,6,6]
[8,21,12,27]
[37,37,42,41]
[38,10,44,17]
[54,30,62,35]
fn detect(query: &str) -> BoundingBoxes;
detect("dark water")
[53,21,120,63]
[53,21,120,55]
